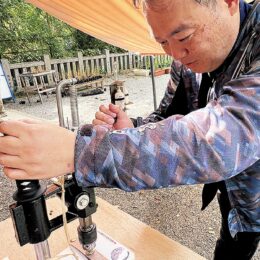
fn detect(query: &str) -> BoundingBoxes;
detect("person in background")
[0,0,259,259]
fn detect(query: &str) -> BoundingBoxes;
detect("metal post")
[56,79,77,128]
[69,84,80,129]
[150,55,157,110]
[34,241,51,260]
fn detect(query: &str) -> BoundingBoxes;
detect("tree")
[74,30,124,56]
[0,0,125,63]
[0,0,76,62]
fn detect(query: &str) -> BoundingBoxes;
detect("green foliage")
[0,0,125,63]
[142,56,172,70]
[74,30,124,56]
[154,56,172,69]
[0,0,77,62]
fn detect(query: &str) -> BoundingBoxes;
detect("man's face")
[146,0,240,73]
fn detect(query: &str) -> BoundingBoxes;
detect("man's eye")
[160,41,168,46]
[179,34,192,42]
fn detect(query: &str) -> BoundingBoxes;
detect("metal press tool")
[9,79,98,259]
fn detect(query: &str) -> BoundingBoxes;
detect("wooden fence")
[1,50,172,92]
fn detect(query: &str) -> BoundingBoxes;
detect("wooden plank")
[136,56,140,69]
[100,58,105,73]
[37,66,43,72]
[53,64,60,81]
[66,62,72,78]
[142,56,146,69]
[44,55,53,85]
[105,50,111,75]
[108,57,112,74]
[51,58,77,64]
[133,55,137,69]
[10,61,44,70]
[77,52,84,75]
[124,55,128,70]
[95,58,99,74]
[87,60,92,76]
[60,63,66,80]
[84,60,90,76]
[14,69,22,90]
[146,56,149,69]
[128,52,133,70]
[22,68,31,87]
[90,59,95,74]
[72,62,77,77]
[82,55,105,61]
[120,56,123,71]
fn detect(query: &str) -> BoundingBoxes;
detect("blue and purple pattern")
[75,2,260,237]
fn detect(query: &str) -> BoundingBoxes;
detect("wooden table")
[20,70,58,104]
[0,197,205,260]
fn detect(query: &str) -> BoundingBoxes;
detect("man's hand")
[0,119,76,180]
[93,103,134,130]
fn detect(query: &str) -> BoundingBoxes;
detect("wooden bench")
[20,70,58,104]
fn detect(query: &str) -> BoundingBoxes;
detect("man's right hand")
[92,103,134,130]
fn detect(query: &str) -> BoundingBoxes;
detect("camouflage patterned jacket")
[75,1,260,237]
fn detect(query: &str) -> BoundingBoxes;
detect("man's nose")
[169,42,188,61]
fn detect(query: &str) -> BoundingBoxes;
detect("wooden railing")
[1,50,172,92]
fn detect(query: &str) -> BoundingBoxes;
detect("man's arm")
[93,60,184,130]
[75,68,260,191]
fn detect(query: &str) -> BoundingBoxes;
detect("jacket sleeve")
[74,64,260,191]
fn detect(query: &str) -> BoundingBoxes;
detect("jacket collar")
[210,1,259,80]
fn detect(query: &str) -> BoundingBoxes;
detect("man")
[0,0,259,259]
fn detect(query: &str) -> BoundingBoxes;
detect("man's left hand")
[0,119,76,180]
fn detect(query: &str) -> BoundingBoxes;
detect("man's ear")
[224,0,239,16]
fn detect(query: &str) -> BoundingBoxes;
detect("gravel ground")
[1,73,259,260]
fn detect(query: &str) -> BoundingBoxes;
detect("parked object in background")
[0,63,15,104]
[154,68,166,77]
[132,69,150,77]
[61,75,104,97]
[80,88,104,97]
[164,67,171,74]
[123,85,130,105]
[109,80,127,110]
[115,86,125,110]
[76,75,104,92]
[20,70,58,104]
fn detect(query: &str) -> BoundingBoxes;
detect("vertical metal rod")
[150,55,157,110]
[69,84,80,128]
[56,79,77,128]
[34,241,51,260]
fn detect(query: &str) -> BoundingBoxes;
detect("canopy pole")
[149,55,157,110]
